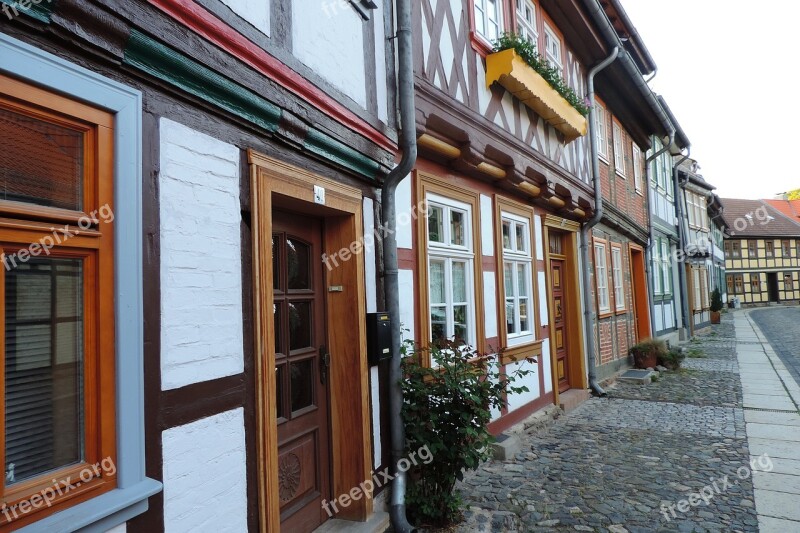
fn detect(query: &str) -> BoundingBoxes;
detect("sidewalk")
[734,310,800,532]
[453,310,800,532]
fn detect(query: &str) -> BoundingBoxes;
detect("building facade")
[722,199,800,307]
[1,0,398,531]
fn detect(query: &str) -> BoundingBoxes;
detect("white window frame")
[543,22,562,72]
[693,268,702,312]
[426,193,476,347]
[653,240,662,296]
[501,212,535,346]
[474,0,503,43]
[633,144,643,193]
[596,102,608,160]
[661,239,672,295]
[611,246,625,311]
[613,122,625,176]
[594,242,610,313]
[515,0,538,46]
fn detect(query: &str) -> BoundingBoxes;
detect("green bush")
[658,346,686,370]
[492,32,590,116]
[401,340,533,527]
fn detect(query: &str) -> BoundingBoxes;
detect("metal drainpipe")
[644,131,675,337]
[580,46,619,397]
[673,149,691,338]
[381,0,417,530]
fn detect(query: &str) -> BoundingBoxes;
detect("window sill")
[18,478,162,533]
[615,169,626,179]
[598,310,613,319]
[598,153,609,164]
[500,340,543,366]
[615,307,627,315]
[470,31,493,57]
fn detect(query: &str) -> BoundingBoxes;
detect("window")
[748,240,757,258]
[701,268,709,309]
[652,240,662,296]
[782,240,791,257]
[501,213,534,345]
[426,194,475,346]
[515,0,538,45]
[661,239,672,295]
[596,102,608,160]
[726,274,734,295]
[0,74,117,522]
[474,0,502,42]
[751,275,761,293]
[797,239,800,259]
[633,144,643,193]
[725,241,741,259]
[611,246,625,311]
[765,240,774,258]
[613,123,625,175]
[543,23,562,72]
[734,275,744,294]
[692,268,702,311]
[594,241,610,313]
[785,273,794,289]
[687,192,707,230]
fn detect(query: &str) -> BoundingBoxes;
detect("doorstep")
[559,388,590,413]
[313,511,390,533]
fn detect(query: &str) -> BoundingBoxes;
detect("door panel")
[550,257,570,392]
[273,211,331,532]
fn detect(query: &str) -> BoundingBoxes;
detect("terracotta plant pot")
[711,311,721,324]
[632,351,658,369]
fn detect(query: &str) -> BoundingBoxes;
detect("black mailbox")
[367,312,392,365]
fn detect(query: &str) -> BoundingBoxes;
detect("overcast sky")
[621,0,799,200]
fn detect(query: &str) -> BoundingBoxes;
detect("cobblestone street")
[455,313,772,532]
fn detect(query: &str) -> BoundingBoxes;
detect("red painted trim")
[488,391,555,435]
[147,0,396,152]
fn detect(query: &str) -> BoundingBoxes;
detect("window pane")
[516,223,526,253]
[272,235,280,291]
[5,258,84,485]
[519,298,529,332]
[286,238,311,290]
[0,107,83,211]
[504,263,513,298]
[290,359,314,412]
[517,263,528,297]
[506,300,516,335]
[452,261,467,303]
[451,210,465,246]
[275,364,286,420]
[453,305,468,343]
[502,220,512,250]
[431,306,446,342]
[429,260,445,304]
[274,303,283,355]
[428,205,444,243]
[288,301,312,351]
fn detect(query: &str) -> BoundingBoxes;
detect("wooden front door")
[272,211,331,532]
[550,258,570,392]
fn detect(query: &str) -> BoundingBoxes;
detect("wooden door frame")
[628,243,651,341]
[542,216,586,406]
[249,151,372,531]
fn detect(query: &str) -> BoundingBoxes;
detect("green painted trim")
[304,129,381,180]
[0,0,56,23]
[124,29,281,133]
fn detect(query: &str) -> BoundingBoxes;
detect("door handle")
[319,346,330,385]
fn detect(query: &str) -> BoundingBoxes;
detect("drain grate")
[742,406,799,413]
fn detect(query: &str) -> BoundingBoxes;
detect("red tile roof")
[765,199,800,222]
[719,198,800,237]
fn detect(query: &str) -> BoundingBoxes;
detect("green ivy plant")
[401,339,534,527]
[492,32,590,116]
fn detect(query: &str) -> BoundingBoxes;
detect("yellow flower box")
[486,48,588,142]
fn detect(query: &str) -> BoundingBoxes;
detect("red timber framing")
[147,0,396,152]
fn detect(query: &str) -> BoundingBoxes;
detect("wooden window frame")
[0,75,116,528]
[782,240,792,258]
[734,274,744,294]
[751,274,761,293]
[596,100,608,161]
[726,274,734,295]
[494,196,543,364]
[542,20,563,74]
[469,0,505,54]
[593,238,611,316]
[748,240,757,258]
[513,0,539,46]
[765,240,774,258]
[610,244,626,313]
[416,172,485,365]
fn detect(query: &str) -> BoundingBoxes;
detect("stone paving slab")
[758,515,800,533]
[753,489,800,521]
[744,410,800,426]
[745,422,800,442]
[760,456,800,476]
[752,471,800,493]
[747,438,800,461]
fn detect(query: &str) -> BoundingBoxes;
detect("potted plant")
[710,287,723,324]
[629,338,667,370]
